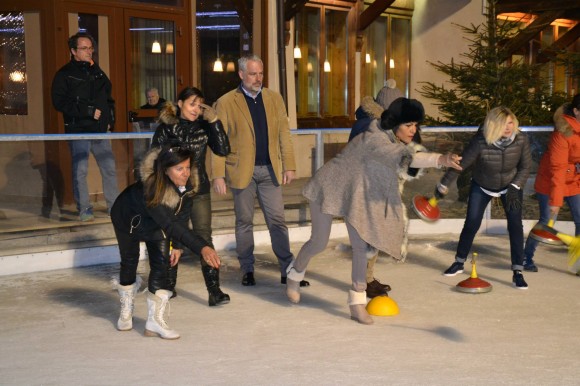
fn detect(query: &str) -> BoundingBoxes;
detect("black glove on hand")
[201,103,218,123]
[506,184,521,211]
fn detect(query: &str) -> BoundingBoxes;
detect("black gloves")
[506,184,521,211]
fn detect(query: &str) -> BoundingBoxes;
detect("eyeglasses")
[76,46,94,52]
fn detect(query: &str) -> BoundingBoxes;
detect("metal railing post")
[315,131,324,171]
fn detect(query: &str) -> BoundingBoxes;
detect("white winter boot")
[116,276,142,331]
[348,289,373,325]
[144,289,180,340]
[286,261,305,304]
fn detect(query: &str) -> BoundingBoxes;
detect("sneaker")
[512,271,528,289]
[79,211,95,222]
[443,262,464,276]
[523,263,538,272]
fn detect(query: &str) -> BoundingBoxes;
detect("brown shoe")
[366,279,391,298]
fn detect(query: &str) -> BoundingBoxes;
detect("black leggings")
[115,226,171,293]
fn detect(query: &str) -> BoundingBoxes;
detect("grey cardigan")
[303,120,440,260]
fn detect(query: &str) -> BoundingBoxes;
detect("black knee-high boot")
[202,265,230,306]
[166,264,178,298]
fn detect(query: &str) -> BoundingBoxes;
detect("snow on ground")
[1,233,579,385]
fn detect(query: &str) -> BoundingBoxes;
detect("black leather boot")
[202,266,230,306]
[166,264,178,298]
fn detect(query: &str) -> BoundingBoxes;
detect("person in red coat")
[524,94,580,272]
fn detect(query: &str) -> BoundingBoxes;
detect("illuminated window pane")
[391,17,411,97]
[295,8,320,117]
[365,16,388,99]
[0,12,27,115]
[129,17,176,108]
[323,9,348,116]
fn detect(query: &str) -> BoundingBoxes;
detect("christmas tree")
[418,0,569,126]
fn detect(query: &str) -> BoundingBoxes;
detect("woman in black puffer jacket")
[111,146,221,339]
[152,87,230,306]
[437,106,532,288]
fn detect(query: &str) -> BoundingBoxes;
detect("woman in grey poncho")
[285,98,462,324]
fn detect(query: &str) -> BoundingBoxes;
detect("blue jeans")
[68,139,119,214]
[524,192,580,264]
[232,165,293,275]
[455,181,525,270]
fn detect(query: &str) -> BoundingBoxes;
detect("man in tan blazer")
[211,54,308,288]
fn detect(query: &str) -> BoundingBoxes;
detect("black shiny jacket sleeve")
[206,119,230,156]
[145,195,209,255]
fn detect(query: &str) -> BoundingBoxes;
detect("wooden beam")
[358,0,395,32]
[230,0,253,35]
[354,0,364,52]
[537,22,580,63]
[284,0,309,22]
[500,10,566,60]
[496,0,580,14]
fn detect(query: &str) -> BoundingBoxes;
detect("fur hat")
[380,97,425,132]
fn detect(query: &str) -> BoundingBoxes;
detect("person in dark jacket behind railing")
[51,32,118,222]
[140,87,166,110]
[151,86,231,306]
[438,106,532,289]
[110,145,221,340]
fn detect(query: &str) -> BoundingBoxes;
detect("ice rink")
[1,233,579,385]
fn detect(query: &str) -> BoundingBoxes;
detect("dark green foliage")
[554,52,580,81]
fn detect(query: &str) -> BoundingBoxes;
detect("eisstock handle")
[428,196,439,207]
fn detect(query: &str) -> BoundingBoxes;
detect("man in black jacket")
[51,32,119,222]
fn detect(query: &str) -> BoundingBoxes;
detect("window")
[295,6,349,120]
[364,16,387,99]
[0,12,27,115]
[295,7,320,116]
[363,15,411,99]
[196,1,252,105]
[324,8,349,117]
[129,17,176,108]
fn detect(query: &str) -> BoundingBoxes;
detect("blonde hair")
[483,106,520,144]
